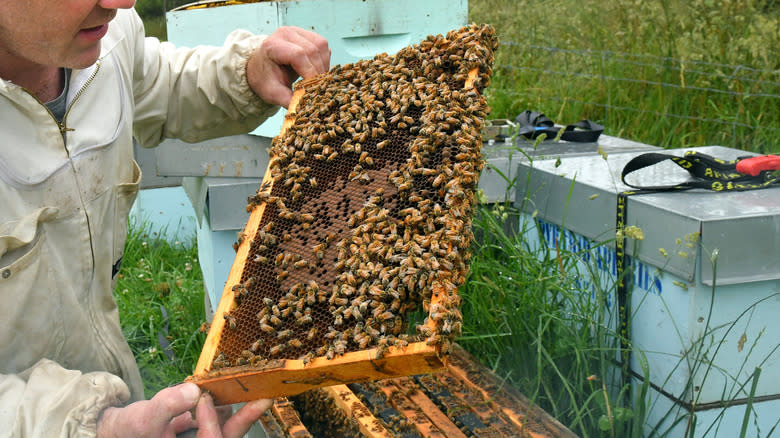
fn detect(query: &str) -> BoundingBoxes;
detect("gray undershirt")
[45,68,72,123]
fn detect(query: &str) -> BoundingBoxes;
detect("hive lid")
[518,145,780,285]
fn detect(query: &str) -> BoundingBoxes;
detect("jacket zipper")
[62,59,127,382]
[23,61,102,140]
[59,60,102,135]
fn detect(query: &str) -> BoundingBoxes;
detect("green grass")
[114,222,207,399]
[460,197,645,437]
[470,0,778,153]
[143,15,167,41]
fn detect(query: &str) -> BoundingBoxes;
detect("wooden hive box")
[188,24,498,404]
[259,345,578,437]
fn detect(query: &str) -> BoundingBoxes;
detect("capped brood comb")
[189,24,497,404]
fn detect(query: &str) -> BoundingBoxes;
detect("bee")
[250,338,264,352]
[276,329,293,340]
[301,352,315,365]
[288,338,303,349]
[306,327,319,340]
[397,180,413,191]
[297,314,313,326]
[312,243,326,260]
[260,323,275,334]
[269,344,286,356]
[378,311,396,322]
[276,270,289,282]
[333,340,346,356]
[224,313,237,330]
[356,334,371,349]
[254,255,268,264]
[212,352,230,369]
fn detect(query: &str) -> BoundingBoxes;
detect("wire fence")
[136,0,779,153]
[491,40,779,153]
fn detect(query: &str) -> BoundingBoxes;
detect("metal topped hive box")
[188,24,498,404]
[516,145,780,436]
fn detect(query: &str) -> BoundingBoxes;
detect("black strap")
[515,110,603,142]
[516,110,556,139]
[621,151,780,192]
[560,120,604,143]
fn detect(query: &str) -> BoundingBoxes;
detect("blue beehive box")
[515,144,780,437]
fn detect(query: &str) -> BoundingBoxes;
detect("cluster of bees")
[291,389,361,436]
[211,24,497,370]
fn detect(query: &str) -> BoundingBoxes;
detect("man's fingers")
[285,26,330,74]
[247,26,329,107]
[97,384,202,437]
[266,27,330,79]
[152,383,202,420]
[262,66,296,108]
[170,410,198,434]
[221,399,273,438]
[195,393,222,437]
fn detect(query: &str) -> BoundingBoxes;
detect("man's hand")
[195,392,273,437]
[96,382,272,437]
[246,26,331,108]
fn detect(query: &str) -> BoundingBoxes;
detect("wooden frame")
[188,34,489,403]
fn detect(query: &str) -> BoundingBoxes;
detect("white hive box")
[516,143,779,437]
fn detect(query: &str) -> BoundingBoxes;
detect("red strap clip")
[736,155,780,176]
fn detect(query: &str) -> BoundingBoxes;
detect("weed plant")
[114,222,206,398]
[460,199,646,437]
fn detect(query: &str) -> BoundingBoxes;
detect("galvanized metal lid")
[518,145,780,285]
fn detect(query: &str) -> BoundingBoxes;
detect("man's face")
[0,0,136,72]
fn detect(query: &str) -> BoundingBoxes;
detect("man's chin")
[67,44,102,69]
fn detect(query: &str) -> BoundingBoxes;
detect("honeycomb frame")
[189,25,497,404]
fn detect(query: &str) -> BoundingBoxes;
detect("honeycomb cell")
[211,24,497,369]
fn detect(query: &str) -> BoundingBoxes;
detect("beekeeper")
[0,0,329,436]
